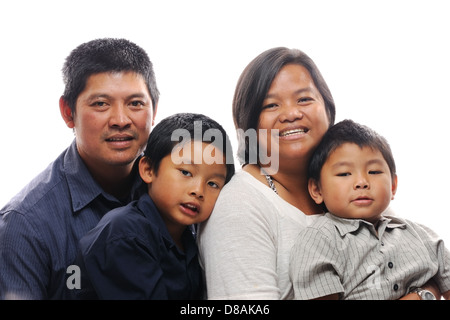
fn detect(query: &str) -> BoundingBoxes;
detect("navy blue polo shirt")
[73,193,203,300]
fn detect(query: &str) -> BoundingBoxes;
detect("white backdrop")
[1,0,449,245]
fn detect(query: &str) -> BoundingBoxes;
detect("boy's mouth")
[180,202,200,216]
[351,196,374,206]
[182,203,199,212]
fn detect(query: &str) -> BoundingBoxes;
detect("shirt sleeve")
[289,227,344,300]
[76,224,167,300]
[0,211,50,300]
[410,221,450,294]
[198,186,281,299]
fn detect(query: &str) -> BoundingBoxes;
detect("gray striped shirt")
[289,212,450,300]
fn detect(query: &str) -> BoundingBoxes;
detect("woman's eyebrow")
[264,88,315,99]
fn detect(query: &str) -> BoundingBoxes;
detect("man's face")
[69,71,155,173]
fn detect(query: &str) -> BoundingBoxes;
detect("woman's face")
[257,64,330,170]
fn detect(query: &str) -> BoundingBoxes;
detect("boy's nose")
[190,182,204,199]
[354,178,369,189]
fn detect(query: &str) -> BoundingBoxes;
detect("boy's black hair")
[308,119,396,182]
[62,38,159,113]
[143,113,235,184]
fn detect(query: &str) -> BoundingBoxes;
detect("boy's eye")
[180,169,192,177]
[337,172,350,177]
[207,181,221,189]
[369,170,382,175]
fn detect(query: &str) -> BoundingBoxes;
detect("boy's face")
[60,71,155,173]
[140,141,227,231]
[309,143,397,224]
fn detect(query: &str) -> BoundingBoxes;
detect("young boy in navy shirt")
[73,112,235,299]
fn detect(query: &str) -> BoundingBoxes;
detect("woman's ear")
[139,157,154,184]
[59,96,75,129]
[308,178,324,205]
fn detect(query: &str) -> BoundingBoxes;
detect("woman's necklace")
[261,167,278,195]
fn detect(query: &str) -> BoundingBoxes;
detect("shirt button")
[381,242,385,246]
[388,262,394,268]
[393,284,399,291]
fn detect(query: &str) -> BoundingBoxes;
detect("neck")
[89,162,136,200]
[250,161,323,215]
[262,156,309,191]
[274,171,321,215]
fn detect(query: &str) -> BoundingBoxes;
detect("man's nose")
[109,104,132,128]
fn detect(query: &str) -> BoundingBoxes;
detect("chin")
[105,156,138,167]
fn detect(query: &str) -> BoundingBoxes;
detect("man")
[0,38,159,299]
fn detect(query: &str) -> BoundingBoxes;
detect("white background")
[1,0,449,245]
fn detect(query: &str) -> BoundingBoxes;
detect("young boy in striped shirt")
[289,119,450,300]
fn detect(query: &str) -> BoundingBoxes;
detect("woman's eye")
[262,103,277,109]
[298,97,313,103]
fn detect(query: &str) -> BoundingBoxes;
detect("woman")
[198,47,335,299]
[198,47,441,300]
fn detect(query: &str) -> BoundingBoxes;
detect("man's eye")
[130,101,144,107]
[92,101,107,107]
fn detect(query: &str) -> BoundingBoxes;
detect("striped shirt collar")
[325,212,407,237]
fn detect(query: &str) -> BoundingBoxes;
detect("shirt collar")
[137,193,197,259]
[64,140,144,212]
[326,212,406,237]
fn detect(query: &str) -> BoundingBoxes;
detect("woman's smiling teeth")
[279,128,308,137]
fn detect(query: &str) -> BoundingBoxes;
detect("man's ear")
[59,96,74,129]
[151,103,158,127]
[308,178,324,205]
[139,157,154,184]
